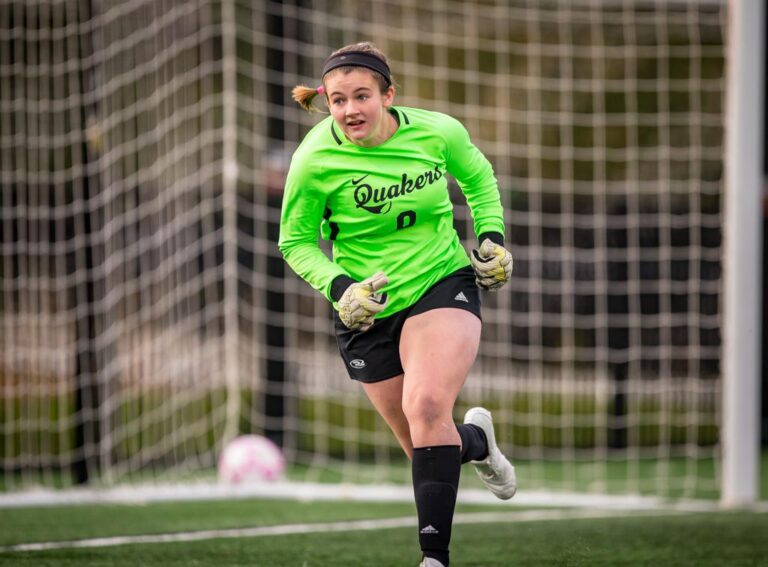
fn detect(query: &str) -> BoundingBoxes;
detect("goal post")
[721,0,764,509]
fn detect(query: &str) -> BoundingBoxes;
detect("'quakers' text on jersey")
[351,166,443,214]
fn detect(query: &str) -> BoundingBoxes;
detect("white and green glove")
[471,239,513,291]
[337,272,389,331]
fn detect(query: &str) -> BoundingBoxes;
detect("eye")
[331,98,344,106]
[357,94,369,101]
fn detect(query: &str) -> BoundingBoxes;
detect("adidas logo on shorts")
[454,291,468,303]
[420,524,439,534]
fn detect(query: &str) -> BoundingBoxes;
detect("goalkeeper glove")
[337,271,389,332]
[471,238,513,291]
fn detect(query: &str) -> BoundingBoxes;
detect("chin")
[345,128,369,141]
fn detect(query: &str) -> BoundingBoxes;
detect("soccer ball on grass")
[217,434,285,484]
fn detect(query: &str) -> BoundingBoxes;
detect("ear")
[382,85,395,108]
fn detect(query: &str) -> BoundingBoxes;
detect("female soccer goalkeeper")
[279,42,516,567]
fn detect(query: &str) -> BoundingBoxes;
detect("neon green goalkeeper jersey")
[278,106,504,318]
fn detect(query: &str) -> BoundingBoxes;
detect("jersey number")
[396,210,416,230]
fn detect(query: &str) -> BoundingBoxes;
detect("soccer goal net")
[1,0,730,501]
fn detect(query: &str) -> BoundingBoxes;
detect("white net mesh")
[1,0,727,499]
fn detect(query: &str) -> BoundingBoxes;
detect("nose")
[345,100,360,116]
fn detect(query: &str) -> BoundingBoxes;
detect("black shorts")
[333,266,481,383]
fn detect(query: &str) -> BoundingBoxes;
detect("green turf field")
[0,497,766,566]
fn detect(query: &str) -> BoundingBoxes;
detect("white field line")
[1,508,685,553]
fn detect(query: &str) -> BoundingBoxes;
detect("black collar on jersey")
[321,51,392,86]
[329,108,409,146]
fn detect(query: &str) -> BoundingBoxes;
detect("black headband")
[321,51,392,86]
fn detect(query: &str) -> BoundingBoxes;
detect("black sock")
[456,423,488,464]
[412,445,461,567]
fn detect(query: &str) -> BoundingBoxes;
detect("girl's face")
[324,69,395,147]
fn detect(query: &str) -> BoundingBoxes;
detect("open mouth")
[347,120,365,129]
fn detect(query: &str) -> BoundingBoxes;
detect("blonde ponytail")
[291,85,325,113]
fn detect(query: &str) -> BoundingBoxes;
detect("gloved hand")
[338,272,389,331]
[471,239,513,291]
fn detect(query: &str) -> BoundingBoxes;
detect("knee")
[402,391,449,428]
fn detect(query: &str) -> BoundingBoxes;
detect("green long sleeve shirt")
[278,106,504,318]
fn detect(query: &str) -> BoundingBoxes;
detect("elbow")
[278,238,314,266]
[277,240,293,263]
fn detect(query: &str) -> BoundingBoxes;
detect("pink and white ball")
[218,435,285,484]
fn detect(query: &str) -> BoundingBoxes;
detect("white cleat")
[464,407,517,500]
[419,558,446,567]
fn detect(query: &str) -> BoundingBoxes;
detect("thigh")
[361,373,413,457]
[400,308,482,407]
